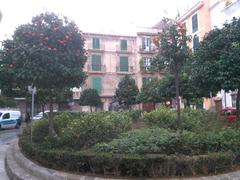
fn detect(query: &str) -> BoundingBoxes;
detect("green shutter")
[92,77,102,94]
[142,38,145,50]
[120,40,127,51]
[92,55,101,71]
[93,38,100,49]
[120,56,129,72]
[148,38,151,51]
[192,14,198,33]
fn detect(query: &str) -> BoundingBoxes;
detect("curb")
[4,141,240,180]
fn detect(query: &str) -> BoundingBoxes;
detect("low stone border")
[4,141,240,180]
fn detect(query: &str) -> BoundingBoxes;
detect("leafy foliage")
[31,112,132,150]
[0,96,16,108]
[152,18,191,128]
[0,12,87,134]
[94,127,240,155]
[137,78,161,103]
[143,108,222,131]
[192,17,240,114]
[115,75,139,108]
[79,88,101,111]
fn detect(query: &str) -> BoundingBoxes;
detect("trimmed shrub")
[125,109,143,122]
[143,108,222,131]
[19,136,238,178]
[31,112,131,150]
[32,112,87,143]
[94,128,240,155]
[58,112,132,150]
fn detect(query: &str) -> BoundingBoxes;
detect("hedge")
[94,128,240,155]
[19,136,239,178]
[31,112,132,150]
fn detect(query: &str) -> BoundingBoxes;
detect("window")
[120,56,129,72]
[193,35,200,50]
[3,113,10,119]
[120,40,127,51]
[91,77,102,94]
[143,57,153,69]
[142,77,152,85]
[91,55,101,71]
[92,37,100,49]
[192,14,198,33]
[142,37,151,51]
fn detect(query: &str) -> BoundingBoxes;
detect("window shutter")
[120,56,129,72]
[142,38,145,50]
[92,77,102,94]
[93,38,100,49]
[121,40,127,51]
[192,14,198,33]
[92,55,101,71]
[193,35,200,50]
[148,38,151,51]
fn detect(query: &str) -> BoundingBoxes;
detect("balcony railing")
[87,43,105,51]
[140,65,155,74]
[138,46,156,53]
[116,66,134,73]
[87,64,106,73]
[116,45,133,53]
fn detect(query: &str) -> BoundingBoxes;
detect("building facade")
[73,31,161,111]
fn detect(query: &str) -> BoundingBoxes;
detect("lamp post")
[28,85,36,142]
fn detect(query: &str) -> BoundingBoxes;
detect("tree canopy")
[137,78,161,105]
[152,18,191,128]
[79,88,101,112]
[0,12,87,134]
[192,17,240,119]
[115,75,139,109]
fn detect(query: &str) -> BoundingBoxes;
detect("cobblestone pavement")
[0,127,21,180]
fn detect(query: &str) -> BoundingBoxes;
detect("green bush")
[19,136,238,178]
[94,127,240,155]
[58,112,132,150]
[124,109,143,122]
[31,112,132,150]
[143,108,176,129]
[0,96,16,108]
[32,112,87,143]
[143,108,222,131]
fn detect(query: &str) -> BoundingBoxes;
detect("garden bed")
[19,109,240,178]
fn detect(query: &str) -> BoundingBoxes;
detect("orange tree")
[192,17,240,120]
[0,12,86,135]
[152,18,191,129]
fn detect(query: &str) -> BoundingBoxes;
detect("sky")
[0,0,198,40]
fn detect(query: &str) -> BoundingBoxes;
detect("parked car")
[33,110,57,121]
[0,110,22,129]
[221,107,240,123]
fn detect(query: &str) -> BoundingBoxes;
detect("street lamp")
[28,85,36,142]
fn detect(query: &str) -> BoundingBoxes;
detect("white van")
[0,110,22,129]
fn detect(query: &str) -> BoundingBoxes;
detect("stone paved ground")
[0,144,10,180]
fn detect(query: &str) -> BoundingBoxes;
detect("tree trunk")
[48,95,56,136]
[41,104,45,114]
[175,70,181,130]
[186,98,190,108]
[90,106,92,112]
[236,89,240,121]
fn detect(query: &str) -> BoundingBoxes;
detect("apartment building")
[72,29,161,111]
[179,0,211,50]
